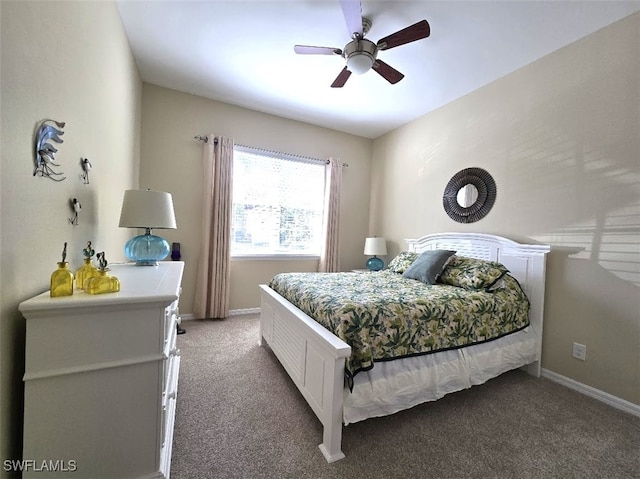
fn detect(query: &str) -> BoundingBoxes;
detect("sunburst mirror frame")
[443,167,497,223]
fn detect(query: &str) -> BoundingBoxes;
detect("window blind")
[231,146,325,256]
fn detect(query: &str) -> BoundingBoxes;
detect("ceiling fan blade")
[372,60,404,84]
[377,20,430,50]
[294,45,342,55]
[331,67,352,88]
[339,0,363,38]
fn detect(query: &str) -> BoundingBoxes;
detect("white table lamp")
[364,237,387,271]
[119,189,177,266]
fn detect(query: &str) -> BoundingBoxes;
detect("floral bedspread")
[268,270,530,387]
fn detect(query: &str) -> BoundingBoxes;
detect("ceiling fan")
[294,0,430,88]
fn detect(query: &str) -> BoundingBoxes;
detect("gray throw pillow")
[402,250,456,285]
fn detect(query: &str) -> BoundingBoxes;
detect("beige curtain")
[194,135,234,319]
[319,158,342,272]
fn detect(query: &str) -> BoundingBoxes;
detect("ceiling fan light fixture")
[346,51,375,74]
[343,38,377,75]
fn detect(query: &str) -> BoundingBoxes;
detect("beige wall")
[371,13,640,405]
[139,84,372,313]
[0,1,142,472]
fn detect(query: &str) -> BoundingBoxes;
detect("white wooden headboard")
[406,232,551,376]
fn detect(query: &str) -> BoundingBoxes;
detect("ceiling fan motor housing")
[344,38,377,74]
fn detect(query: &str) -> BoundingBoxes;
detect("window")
[231,146,325,256]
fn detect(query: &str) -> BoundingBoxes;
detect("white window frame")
[230,145,326,259]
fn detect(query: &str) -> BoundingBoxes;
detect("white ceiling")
[116,1,640,139]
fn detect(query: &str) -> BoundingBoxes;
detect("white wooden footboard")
[259,284,351,462]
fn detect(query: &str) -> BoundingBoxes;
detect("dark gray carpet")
[172,315,640,479]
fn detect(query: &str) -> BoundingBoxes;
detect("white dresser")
[19,261,184,479]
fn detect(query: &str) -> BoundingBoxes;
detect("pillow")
[402,250,456,285]
[386,251,419,274]
[438,255,509,290]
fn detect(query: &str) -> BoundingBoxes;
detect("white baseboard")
[541,368,640,418]
[228,307,260,316]
[179,308,260,321]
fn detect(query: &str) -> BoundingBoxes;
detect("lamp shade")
[364,237,387,256]
[119,190,177,229]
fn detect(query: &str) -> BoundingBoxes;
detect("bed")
[259,232,550,462]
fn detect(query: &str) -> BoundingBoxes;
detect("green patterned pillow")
[438,255,509,290]
[386,251,419,274]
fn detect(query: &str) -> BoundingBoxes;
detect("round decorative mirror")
[443,167,497,223]
[456,184,479,208]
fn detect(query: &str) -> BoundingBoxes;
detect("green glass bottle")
[50,242,74,297]
[75,241,98,289]
[85,252,120,295]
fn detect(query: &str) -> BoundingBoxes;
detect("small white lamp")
[119,189,177,266]
[364,237,387,271]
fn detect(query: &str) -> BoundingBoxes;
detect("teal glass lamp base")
[366,256,384,271]
[124,231,170,266]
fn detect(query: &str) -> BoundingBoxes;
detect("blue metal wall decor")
[34,119,66,181]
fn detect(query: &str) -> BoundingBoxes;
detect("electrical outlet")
[573,342,587,361]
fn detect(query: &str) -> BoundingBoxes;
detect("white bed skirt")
[344,327,538,424]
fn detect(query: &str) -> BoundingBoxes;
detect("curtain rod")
[194,135,217,144]
[193,135,348,167]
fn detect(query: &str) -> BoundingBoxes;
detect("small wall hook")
[80,158,92,184]
[68,198,81,225]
